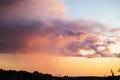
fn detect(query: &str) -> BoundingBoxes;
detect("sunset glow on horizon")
[0,0,120,76]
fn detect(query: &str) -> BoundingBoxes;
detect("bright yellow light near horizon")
[109,42,120,54]
[0,54,120,76]
[97,46,105,51]
[58,57,120,76]
[80,49,94,55]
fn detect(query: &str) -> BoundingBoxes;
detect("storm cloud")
[0,0,119,58]
[0,0,22,7]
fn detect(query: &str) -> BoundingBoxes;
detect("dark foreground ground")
[0,69,120,80]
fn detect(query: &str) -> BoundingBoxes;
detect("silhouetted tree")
[110,69,115,77]
[0,69,119,80]
[118,69,120,73]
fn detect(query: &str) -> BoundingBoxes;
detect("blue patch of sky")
[64,0,120,28]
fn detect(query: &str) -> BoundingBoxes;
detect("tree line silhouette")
[0,69,120,80]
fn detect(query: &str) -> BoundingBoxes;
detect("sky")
[64,0,120,28]
[0,0,120,76]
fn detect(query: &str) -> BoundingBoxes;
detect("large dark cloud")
[0,18,105,54]
[0,17,120,58]
[0,0,119,58]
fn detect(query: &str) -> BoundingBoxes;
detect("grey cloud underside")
[0,18,86,53]
[62,39,120,58]
[0,18,119,58]
[0,0,22,7]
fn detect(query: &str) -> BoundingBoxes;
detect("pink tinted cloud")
[0,0,66,19]
[0,0,120,58]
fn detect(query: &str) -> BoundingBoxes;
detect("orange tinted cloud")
[0,0,120,58]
